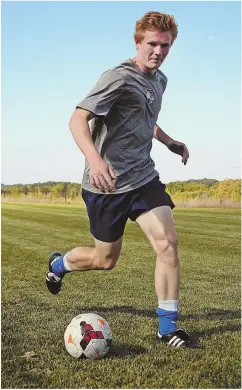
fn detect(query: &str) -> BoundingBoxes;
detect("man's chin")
[148,64,162,70]
[149,61,162,68]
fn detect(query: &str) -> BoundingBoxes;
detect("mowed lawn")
[1,202,241,389]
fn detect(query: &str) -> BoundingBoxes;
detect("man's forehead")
[143,29,172,43]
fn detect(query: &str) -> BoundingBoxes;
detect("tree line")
[1,179,241,203]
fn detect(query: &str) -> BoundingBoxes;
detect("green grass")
[1,202,241,389]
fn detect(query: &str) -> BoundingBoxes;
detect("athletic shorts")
[81,176,175,243]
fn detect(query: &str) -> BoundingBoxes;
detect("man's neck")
[132,57,156,76]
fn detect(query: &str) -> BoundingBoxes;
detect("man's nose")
[154,45,162,56]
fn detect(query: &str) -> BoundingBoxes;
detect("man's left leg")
[136,206,202,348]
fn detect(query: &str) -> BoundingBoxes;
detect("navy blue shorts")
[81,176,175,243]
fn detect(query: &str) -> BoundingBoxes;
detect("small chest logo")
[146,89,155,104]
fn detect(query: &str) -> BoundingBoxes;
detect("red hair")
[134,11,178,44]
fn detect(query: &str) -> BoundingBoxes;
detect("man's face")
[136,29,172,73]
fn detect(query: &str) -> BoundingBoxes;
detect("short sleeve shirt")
[77,59,167,194]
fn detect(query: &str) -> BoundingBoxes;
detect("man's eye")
[149,42,156,47]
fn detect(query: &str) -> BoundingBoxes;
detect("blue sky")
[2,1,241,185]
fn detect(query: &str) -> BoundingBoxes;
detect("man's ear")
[135,41,141,50]
[134,37,140,50]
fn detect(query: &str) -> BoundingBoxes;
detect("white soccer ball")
[64,313,112,360]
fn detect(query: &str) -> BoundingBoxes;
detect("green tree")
[40,185,51,196]
[68,183,81,200]
[52,183,66,199]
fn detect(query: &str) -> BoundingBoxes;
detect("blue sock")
[51,254,72,278]
[156,308,178,335]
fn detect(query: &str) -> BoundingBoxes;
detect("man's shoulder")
[97,64,126,86]
[99,59,132,81]
[109,59,135,80]
[156,69,168,85]
[113,58,133,70]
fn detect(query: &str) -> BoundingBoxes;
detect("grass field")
[1,202,241,389]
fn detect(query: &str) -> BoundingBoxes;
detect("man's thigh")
[135,206,177,253]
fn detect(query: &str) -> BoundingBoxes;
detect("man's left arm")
[154,124,189,165]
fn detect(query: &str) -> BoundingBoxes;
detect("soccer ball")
[64,313,112,360]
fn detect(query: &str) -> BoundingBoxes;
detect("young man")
[46,11,202,349]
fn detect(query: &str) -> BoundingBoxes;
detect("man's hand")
[167,140,190,165]
[153,126,189,165]
[89,160,117,193]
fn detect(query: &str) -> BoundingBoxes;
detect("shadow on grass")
[107,343,147,359]
[83,305,240,320]
[82,306,241,337]
[192,323,241,340]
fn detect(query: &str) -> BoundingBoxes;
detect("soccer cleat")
[158,328,203,349]
[46,252,63,295]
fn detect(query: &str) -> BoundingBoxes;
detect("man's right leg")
[46,188,129,294]
[66,237,123,271]
[46,237,123,294]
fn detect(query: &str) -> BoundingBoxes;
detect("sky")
[1,1,241,185]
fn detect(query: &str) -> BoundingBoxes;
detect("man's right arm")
[69,108,101,166]
[69,108,117,192]
[69,69,124,192]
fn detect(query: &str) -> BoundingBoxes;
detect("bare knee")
[154,233,179,266]
[92,237,122,270]
[93,250,119,270]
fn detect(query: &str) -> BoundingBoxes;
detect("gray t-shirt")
[77,59,167,194]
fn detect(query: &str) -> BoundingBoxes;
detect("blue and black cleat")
[158,328,203,349]
[45,252,63,295]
